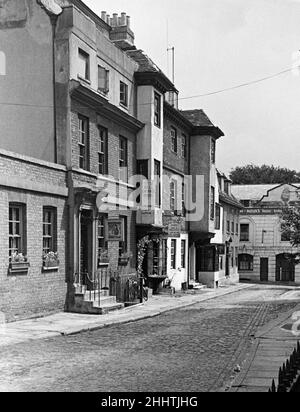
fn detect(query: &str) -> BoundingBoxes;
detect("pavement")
[229,301,300,392]
[0,283,254,348]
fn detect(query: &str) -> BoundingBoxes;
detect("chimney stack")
[107,12,135,50]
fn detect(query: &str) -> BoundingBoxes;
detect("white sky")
[85,0,300,175]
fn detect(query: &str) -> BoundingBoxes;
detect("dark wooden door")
[260,258,269,282]
[276,255,295,282]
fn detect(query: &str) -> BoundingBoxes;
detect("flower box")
[42,252,59,271]
[43,261,60,271]
[9,261,30,275]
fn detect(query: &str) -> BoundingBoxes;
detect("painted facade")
[232,183,300,284]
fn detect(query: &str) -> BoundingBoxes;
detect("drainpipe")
[50,14,59,164]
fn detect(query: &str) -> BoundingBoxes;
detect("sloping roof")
[181,109,215,127]
[126,49,177,92]
[126,49,162,73]
[232,184,281,201]
[219,191,243,209]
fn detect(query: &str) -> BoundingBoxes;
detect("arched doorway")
[276,254,295,282]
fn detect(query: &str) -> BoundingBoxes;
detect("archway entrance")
[276,254,295,282]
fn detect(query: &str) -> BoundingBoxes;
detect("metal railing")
[73,271,147,306]
[269,342,300,392]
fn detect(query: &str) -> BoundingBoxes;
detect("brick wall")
[0,154,68,322]
[70,99,137,274]
[163,115,189,176]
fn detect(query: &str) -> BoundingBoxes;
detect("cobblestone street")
[0,285,299,392]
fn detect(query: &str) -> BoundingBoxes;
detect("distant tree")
[230,164,300,185]
[280,206,300,264]
[281,207,300,248]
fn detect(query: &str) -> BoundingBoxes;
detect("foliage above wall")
[230,165,300,185]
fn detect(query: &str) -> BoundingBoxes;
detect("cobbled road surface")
[0,285,298,392]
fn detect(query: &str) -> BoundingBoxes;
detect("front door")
[80,210,93,285]
[276,254,295,282]
[260,258,269,282]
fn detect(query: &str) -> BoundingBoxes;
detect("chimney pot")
[121,12,127,26]
[126,16,131,28]
[101,11,107,21]
[112,13,118,27]
[106,14,110,25]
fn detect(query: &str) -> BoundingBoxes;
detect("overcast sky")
[85,0,300,175]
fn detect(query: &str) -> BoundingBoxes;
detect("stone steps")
[72,288,124,315]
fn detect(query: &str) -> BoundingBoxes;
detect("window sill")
[98,88,109,94]
[77,75,91,85]
[43,266,59,272]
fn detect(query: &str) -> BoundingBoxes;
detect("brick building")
[0,0,235,321]
[232,183,300,284]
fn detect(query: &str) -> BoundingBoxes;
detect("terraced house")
[0,0,236,322]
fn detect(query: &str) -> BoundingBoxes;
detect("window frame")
[154,92,161,128]
[211,138,216,164]
[98,126,108,175]
[98,65,109,94]
[240,224,250,242]
[78,48,90,81]
[120,81,128,107]
[154,160,161,207]
[119,216,128,257]
[215,204,221,230]
[43,207,57,255]
[210,186,215,221]
[238,254,254,271]
[171,239,177,270]
[78,115,90,171]
[9,203,26,258]
[119,136,128,182]
[170,180,177,211]
[171,126,178,154]
[181,240,186,269]
[97,214,108,266]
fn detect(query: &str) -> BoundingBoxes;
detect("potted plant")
[118,251,132,266]
[98,249,110,266]
[9,252,30,274]
[43,251,59,271]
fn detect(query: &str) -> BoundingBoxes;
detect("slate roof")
[219,191,243,209]
[126,49,166,74]
[232,184,281,201]
[181,109,215,127]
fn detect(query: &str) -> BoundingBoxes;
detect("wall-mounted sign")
[106,220,124,242]
[164,222,181,238]
[240,208,283,215]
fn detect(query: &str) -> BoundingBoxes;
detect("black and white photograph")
[1,0,300,397]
